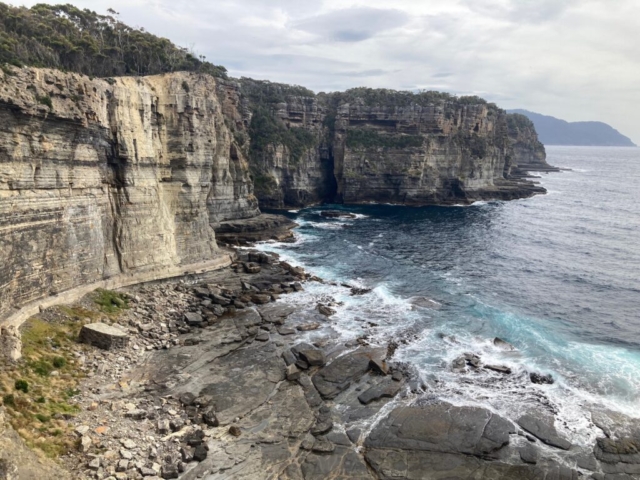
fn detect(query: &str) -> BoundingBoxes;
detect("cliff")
[241,83,549,208]
[0,66,258,321]
[507,113,557,174]
[0,67,551,324]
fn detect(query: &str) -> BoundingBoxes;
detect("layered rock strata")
[0,66,259,323]
[241,82,552,208]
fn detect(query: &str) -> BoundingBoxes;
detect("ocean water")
[256,146,640,447]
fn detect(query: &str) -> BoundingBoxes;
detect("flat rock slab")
[358,379,402,405]
[258,303,295,325]
[365,403,514,457]
[365,449,580,480]
[517,414,572,450]
[301,446,372,480]
[595,435,640,475]
[233,308,262,328]
[194,344,285,425]
[312,348,385,399]
[79,323,129,350]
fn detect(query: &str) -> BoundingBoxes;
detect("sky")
[14,0,640,143]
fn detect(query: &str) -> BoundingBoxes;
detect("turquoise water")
[256,146,640,442]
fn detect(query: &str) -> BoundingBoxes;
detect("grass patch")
[0,312,91,458]
[35,94,53,110]
[93,289,129,314]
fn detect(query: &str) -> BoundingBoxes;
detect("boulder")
[369,358,389,375]
[251,294,271,305]
[243,262,261,274]
[0,326,22,361]
[530,372,554,384]
[312,348,385,399]
[494,337,516,351]
[79,323,129,350]
[517,414,572,450]
[298,349,326,367]
[317,304,336,317]
[184,312,203,327]
[358,380,402,405]
[202,407,219,427]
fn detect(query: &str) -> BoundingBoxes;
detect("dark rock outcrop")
[365,403,515,456]
[517,414,572,450]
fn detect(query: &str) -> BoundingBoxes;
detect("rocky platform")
[4,249,638,480]
[213,214,297,245]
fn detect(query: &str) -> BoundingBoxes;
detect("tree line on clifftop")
[0,2,227,78]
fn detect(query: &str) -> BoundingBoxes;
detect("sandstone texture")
[0,67,259,323]
[240,80,553,209]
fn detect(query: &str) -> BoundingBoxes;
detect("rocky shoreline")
[1,233,639,480]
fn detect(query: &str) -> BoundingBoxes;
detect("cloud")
[12,0,640,143]
[293,7,410,43]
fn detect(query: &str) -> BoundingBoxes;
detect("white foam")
[306,221,349,230]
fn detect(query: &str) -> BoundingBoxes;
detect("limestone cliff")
[0,66,258,321]
[241,85,548,208]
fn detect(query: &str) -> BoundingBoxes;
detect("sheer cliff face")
[506,113,549,169]
[242,84,547,208]
[0,67,258,319]
[333,102,511,205]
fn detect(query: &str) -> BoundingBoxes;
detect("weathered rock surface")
[241,80,551,209]
[517,414,572,450]
[365,403,515,456]
[214,213,296,245]
[79,323,129,350]
[0,67,258,326]
[312,348,385,399]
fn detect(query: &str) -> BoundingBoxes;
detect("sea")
[255,146,640,448]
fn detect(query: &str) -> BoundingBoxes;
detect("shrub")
[36,94,53,110]
[30,358,53,377]
[52,357,66,369]
[346,129,424,149]
[94,289,128,313]
[35,413,50,423]
[182,80,190,93]
[14,379,29,393]
[3,394,15,407]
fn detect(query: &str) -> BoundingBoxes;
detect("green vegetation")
[0,314,88,458]
[93,288,129,314]
[507,112,535,136]
[182,80,190,93]
[241,78,315,105]
[35,93,53,109]
[346,129,424,149]
[0,2,227,78]
[52,357,66,369]
[14,379,29,393]
[249,107,316,163]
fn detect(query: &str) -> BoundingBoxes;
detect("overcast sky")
[15,0,640,143]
